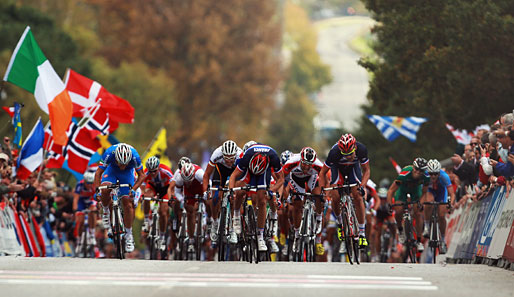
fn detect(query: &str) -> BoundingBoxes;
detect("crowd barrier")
[0,203,65,257]
[446,185,514,270]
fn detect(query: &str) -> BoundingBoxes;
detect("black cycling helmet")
[413,157,428,170]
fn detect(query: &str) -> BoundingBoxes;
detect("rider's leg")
[292,198,303,237]
[256,190,267,229]
[185,203,195,239]
[121,195,134,230]
[413,204,423,240]
[159,202,169,234]
[143,188,153,221]
[424,192,435,236]
[351,186,366,234]
[330,188,342,224]
[438,206,448,239]
[89,204,97,237]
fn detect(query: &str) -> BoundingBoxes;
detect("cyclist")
[425,159,455,254]
[202,140,242,242]
[282,147,324,255]
[229,143,284,251]
[73,171,97,251]
[386,157,429,252]
[319,133,370,252]
[279,149,293,254]
[94,143,145,253]
[142,156,174,251]
[169,162,205,254]
[374,187,396,261]
[363,179,380,260]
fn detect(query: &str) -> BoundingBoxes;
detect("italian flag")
[3,26,72,146]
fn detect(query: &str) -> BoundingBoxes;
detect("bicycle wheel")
[404,221,416,263]
[195,211,202,261]
[150,216,158,260]
[431,220,438,264]
[247,206,258,264]
[113,207,124,260]
[80,229,88,258]
[342,209,354,265]
[218,206,227,261]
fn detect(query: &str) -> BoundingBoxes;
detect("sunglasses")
[340,148,356,156]
[429,172,439,176]
[470,142,479,145]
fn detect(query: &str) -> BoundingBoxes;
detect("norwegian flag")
[64,69,134,128]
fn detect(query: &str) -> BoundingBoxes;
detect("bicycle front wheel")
[342,209,354,265]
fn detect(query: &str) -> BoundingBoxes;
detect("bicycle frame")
[142,195,169,260]
[391,200,420,263]
[423,201,450,263]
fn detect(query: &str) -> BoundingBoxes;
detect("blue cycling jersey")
[99,144,143,172]
[428,170,451,202]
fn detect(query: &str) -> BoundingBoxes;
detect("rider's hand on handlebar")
[202,191,209,201]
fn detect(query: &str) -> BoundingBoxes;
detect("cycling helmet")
[178,156,191,170]
[280,150,292,165]
[427,159,441,174]
[243,140,257,152]
[83,172,95,184]
[413,157,428,170]
[115,143,132,165]
[222,140,238,158]
[337,133,356,154]
[146,156,160,171]
[377,187,388,198]
[249,153,268,175]
[180,162,195,182]
[300,147,317,165]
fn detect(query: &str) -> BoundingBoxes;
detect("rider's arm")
[447,185,456,207]
[271,170,284,193]
[133,169,146,191]
[420,185,429,202]
[175,186,184,201]
[229,168,243,189]
[93,167,104,190]
[202,164,215,192]
[72,193,79,212]
[387,181,400,204]
[319,165,330,188]
[167,180,176,199]
[372,191,380,211]
[360,162,370,187]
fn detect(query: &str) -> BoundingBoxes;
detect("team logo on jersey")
[253,148,270,153]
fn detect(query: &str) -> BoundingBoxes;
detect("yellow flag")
[142,127,172,169]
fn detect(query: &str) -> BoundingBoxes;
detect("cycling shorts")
[428,187,448,203]
[212,163,235,187]
[101,166,134,196]
[241,167,272,188]
[289,174,318,200]
[394,186,422,202]
[145,183,170,200]
[329,164,362,186]
[77,197,96,212]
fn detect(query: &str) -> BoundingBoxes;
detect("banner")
[476,187,508,257]
[487,189,514,259]
[0,205,25,256]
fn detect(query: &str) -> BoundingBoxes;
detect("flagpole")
[76,98,102,128]
[142,126,163,159]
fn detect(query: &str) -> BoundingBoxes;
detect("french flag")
[16,118,44,180]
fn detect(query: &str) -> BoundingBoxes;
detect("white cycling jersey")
[208,145,243,168]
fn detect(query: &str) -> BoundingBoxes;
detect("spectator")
[490,129,514,178]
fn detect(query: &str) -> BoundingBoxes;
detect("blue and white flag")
[367,115,427,142]
[16,118,44,179]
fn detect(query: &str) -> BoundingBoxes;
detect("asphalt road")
[0,257,512,297]
[315,17,375,132]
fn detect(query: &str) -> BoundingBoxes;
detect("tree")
[91,0,283,157]
[360,0,514,129]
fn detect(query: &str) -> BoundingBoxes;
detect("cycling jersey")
[143,164,173,198]
[428,170,451,203]
[174,164,204,205]
[283,153,323,194]
[99,144,143,196]
[74,181,95,211]
[237,144,282,187]
[394,165,430,202]
[208,145,243,187]
[325,142,369,185]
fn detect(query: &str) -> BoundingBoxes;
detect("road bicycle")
[423,201,451,263]
[390,197,421,263]
[142,194,170,260]
[97,182,130,260]
[290,191,324,262]
[75,209,95,258]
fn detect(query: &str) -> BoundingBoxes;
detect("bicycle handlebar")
[290,191,325,198]
[209,186,230,192]
[142,197,170,203]
[323,184,358,191]
[97,183,131,190]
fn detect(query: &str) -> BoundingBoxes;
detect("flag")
[3,26,72,145]
[389,157,402,174]
[142,127,172,169]
[12,103,22,148]
[367,115,427,142]
[16,118,44,179]
[2,106,14,118]
[64,69,134,125]
[445,123,473,145]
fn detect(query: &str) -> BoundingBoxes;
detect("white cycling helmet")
[243,140,257,152]
[115,143,132,165]
[83,172,95,184]
[222,140,238,158]
[146,156,160,171]
[427,159,441,174]
[178,156,191,170]
[181,162,196,182]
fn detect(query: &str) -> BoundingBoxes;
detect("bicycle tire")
[218,206,227,261]
[150,215,158,260]
[113,207,124,260]
[342,209,354,265]
[81,229,88,258]
[404,219,416,263]
[195,211,202,261]
[248,205,259,264]
[431,220,438,264]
